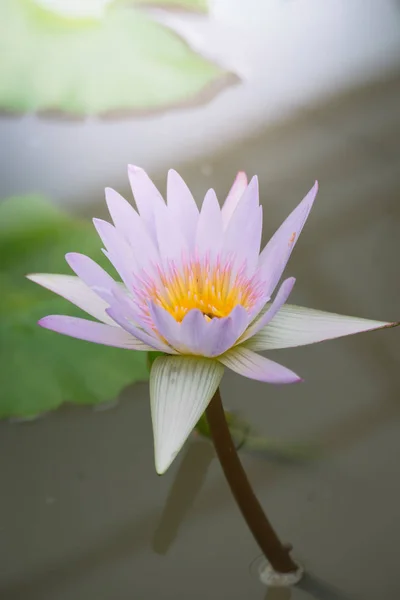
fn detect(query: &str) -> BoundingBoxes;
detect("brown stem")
[205,388,298,574]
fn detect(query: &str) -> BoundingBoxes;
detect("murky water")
[1,71,400,599]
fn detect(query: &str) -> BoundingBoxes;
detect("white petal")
[27,274,115,325]
[150,356,224,474]
[244,304,399,351]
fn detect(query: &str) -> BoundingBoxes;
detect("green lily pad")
[0,0,230,116]
[0,195,149,419]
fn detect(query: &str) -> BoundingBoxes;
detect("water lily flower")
[28,167,398,474]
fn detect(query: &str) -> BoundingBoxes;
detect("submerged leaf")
[0,0,230,116]
[195,410,316,461]
[0,195,148,419]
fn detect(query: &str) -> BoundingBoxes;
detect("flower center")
[141,256,262,323]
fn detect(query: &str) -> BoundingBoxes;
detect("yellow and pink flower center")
[134,256,263,323]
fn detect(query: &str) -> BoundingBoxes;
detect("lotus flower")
[28,167,398,473]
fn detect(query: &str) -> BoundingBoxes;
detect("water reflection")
[297,573,355,600]
[264,587,292,600]
[261,573,354,600]
[152,439,215,554]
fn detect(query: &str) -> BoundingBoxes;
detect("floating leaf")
[0,0,231,116]
[0,195,149,419]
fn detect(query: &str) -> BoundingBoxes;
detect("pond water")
[1,3,400,598]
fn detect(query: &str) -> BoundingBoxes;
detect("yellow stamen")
[147,258,257,322]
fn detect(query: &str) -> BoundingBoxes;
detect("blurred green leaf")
[0,195,149,419]
[147,351,166,372]
[0,0,229,116]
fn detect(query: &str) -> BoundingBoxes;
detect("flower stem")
[205,388,298,574]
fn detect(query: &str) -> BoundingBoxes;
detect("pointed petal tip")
[37,316,51,328]
[127,164,143,174]
[155,453,175,475]
[383,321,400,330]
[64,251,80,266]
[273,373,303,385]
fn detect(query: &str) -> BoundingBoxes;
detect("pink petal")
[128,165,165,244]
[245,304,400,351]
[27,274,114,325]
[39,315,152,350]
[218,346,302,384]
[240,277,295,343]
[196,188,223,258]
[221,171,248,229]
[258,181,318,296]
[167,170,199,249]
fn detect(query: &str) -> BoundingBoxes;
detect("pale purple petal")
[107,285,153,334]
[150,355,224,473]
[92,218,137,289]
[222,176,262,275]
[258,181,318,296]
[105,187,159,268]
[128,165,165,244]
[245,304,400,351]
[154,201,188,265]
[65,252,118,301]
[196,189,223,258]
[27,274,114,326]
[218,346,302,384]
[167,170,199,248]
[179,309,231,357]
[221,171,248,230]
[177,309,209,354]
[179,305,249,356]
[240,277,295,343]
[209,305,249,356]
[39,315,152,350]
[148,302,182,350]
[106,305,175,354]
